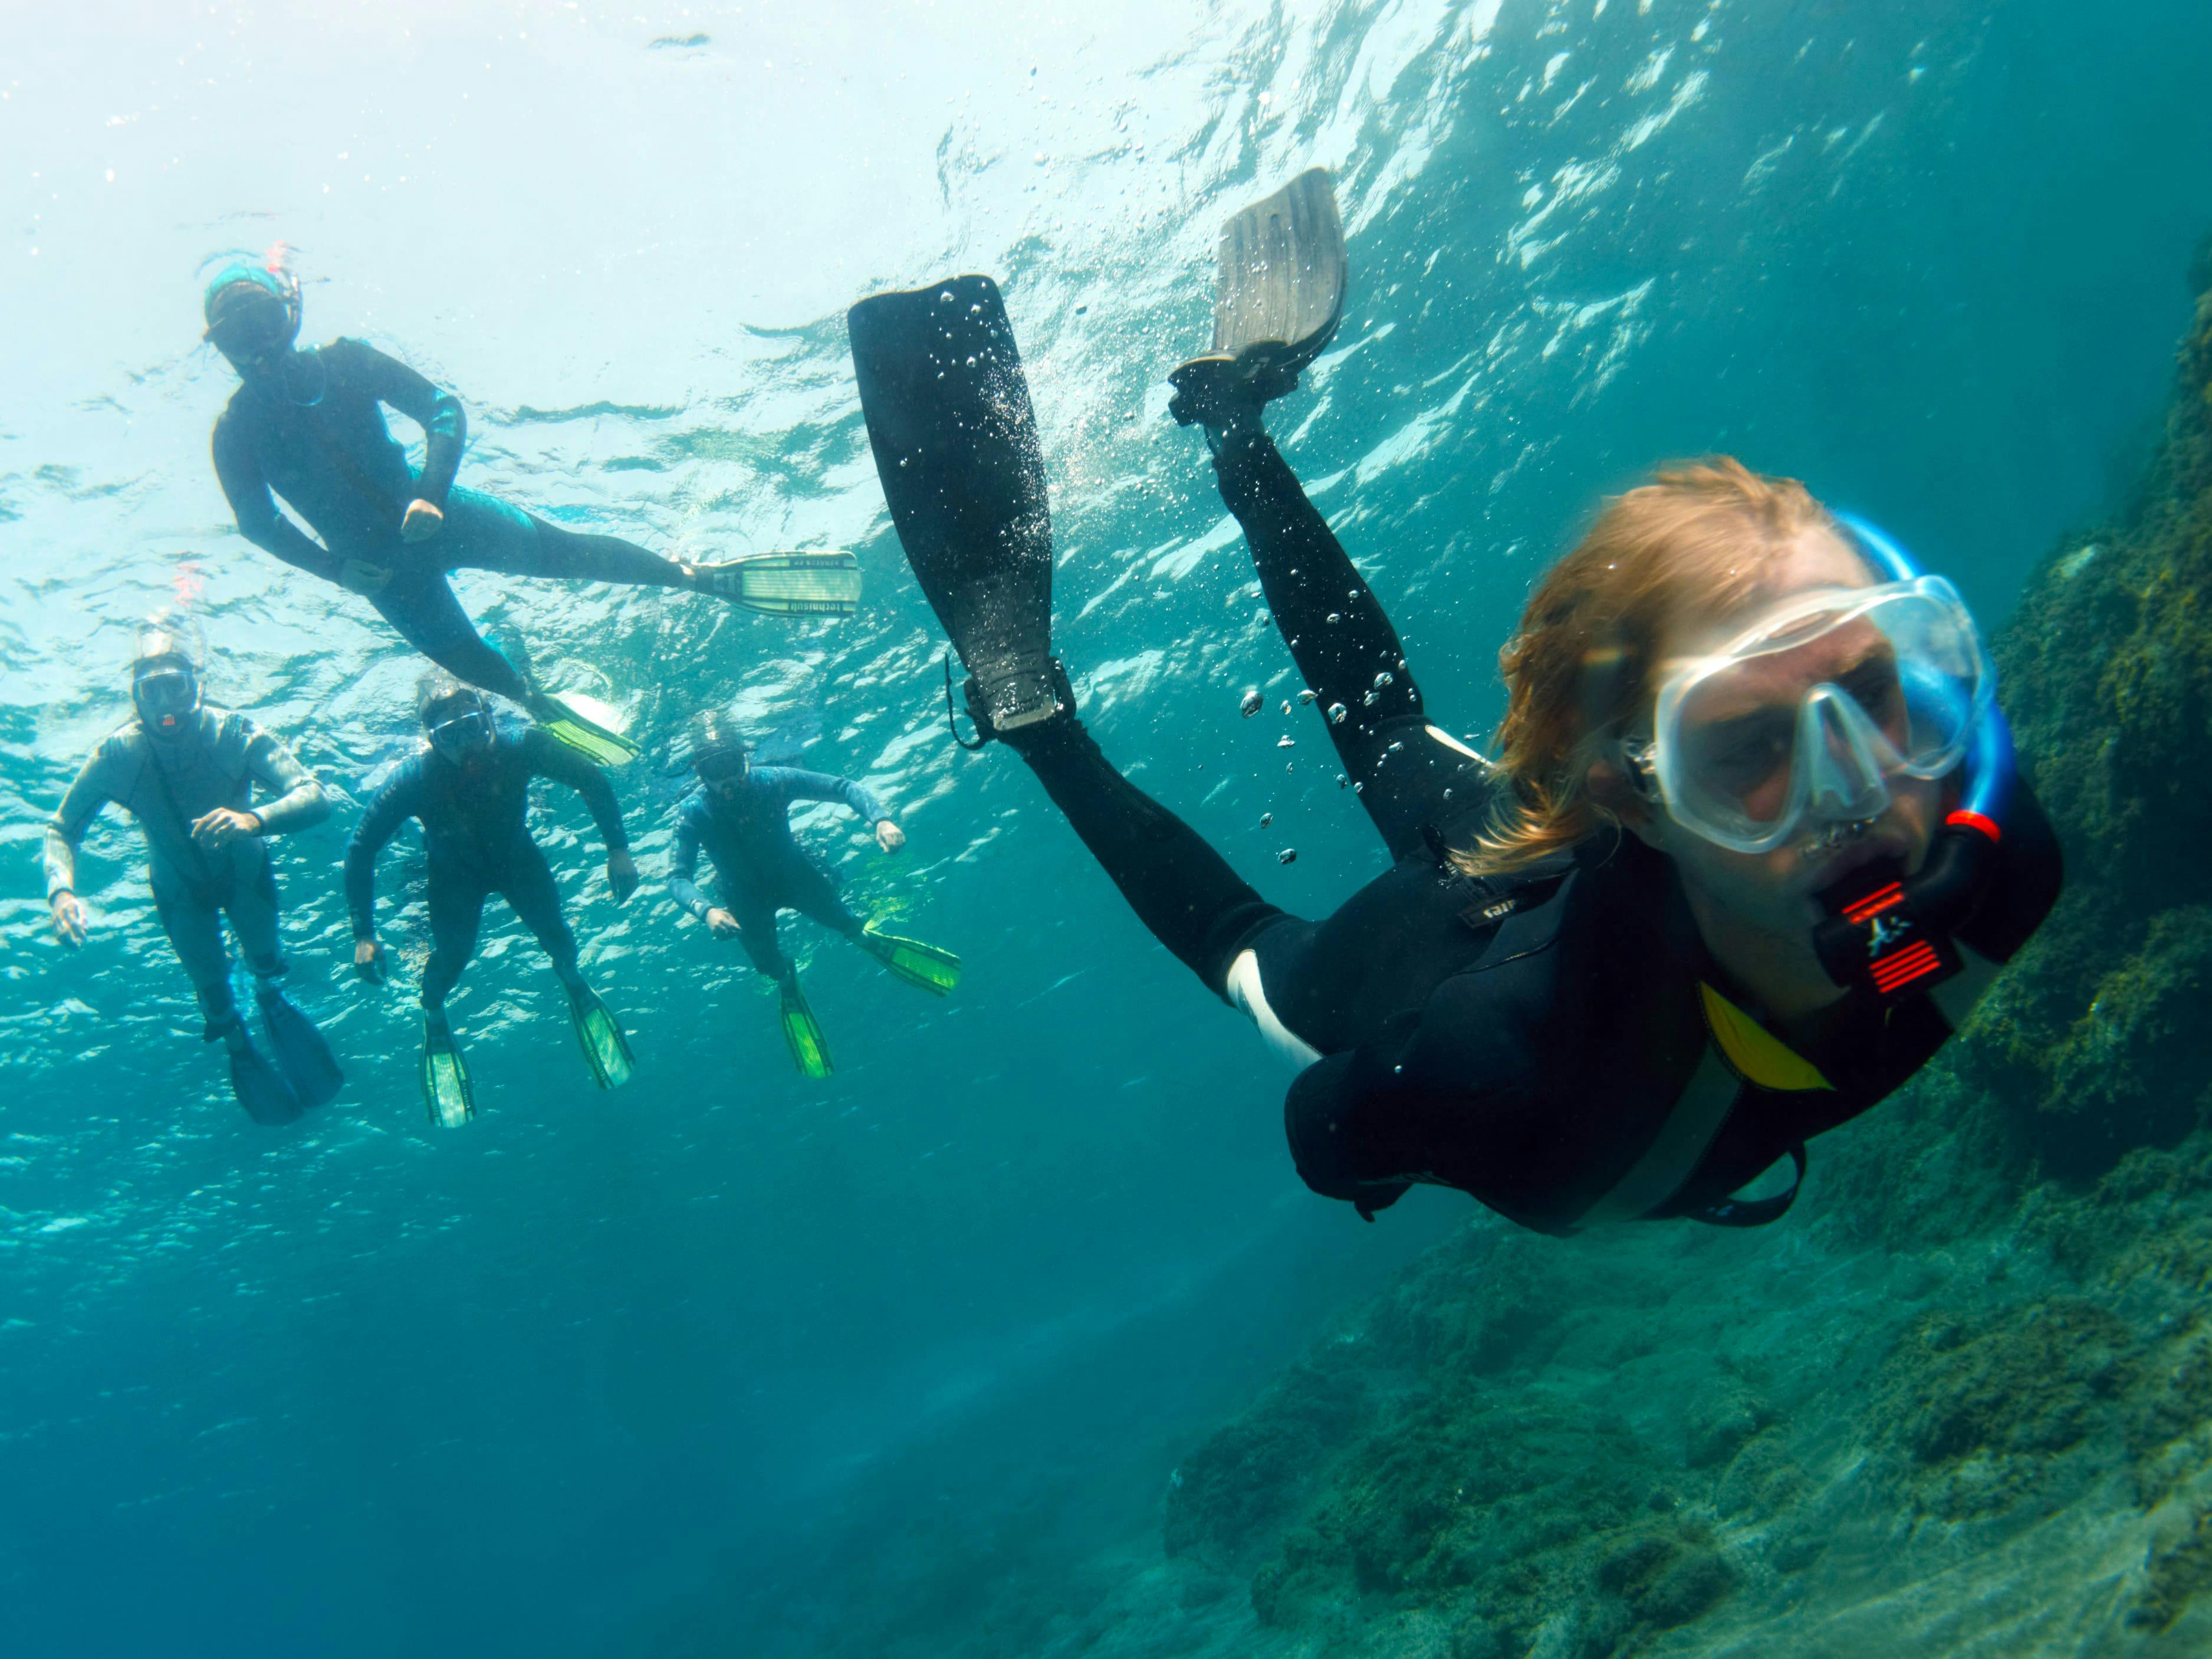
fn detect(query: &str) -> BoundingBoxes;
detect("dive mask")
[133,664,202,731]
[426,706,495,759]
[695,748,748,786]
[1636,575,1991,857]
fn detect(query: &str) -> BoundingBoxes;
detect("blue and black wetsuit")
[666,768,892,983]
[343,727,630,1008]
[212,338,689,702]
[997,431,2065,1232]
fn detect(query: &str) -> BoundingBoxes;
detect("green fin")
[691,551,863,617]
[531,691,640,767]
[420,1017,475,1129]
[568,984,636,1090]
[778,977,834,1079]
[860,925,963,996]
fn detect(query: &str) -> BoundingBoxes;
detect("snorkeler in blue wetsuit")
[666,711,959,1077]
[202,261,862,765]
[42,616,342,1125]
[346,674,641,1126]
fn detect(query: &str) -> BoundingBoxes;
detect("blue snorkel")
[1811,514,2019,1001]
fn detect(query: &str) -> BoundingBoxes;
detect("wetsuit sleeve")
[343,767,421,939]
[777,768,891,824]
[353,341,466,508]
[666,800,712,921]
[212,406,343,582]
[42,744,124,899]
[522,728,630,855]
[1281,972,1556,1226]
[239,722,330,835]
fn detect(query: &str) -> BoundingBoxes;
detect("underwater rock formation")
[1138,259,2212,1657]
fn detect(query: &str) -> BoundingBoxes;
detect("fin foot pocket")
[568,985,636,1090]
[860,925,963,996]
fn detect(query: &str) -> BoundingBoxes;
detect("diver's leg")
[781,860,865,942]
[222,843,287,987]
[497,841,585,988]
[731,894,796,983]
[371,570,534,703]
[994,693,1283,997]
[153,878,241,1033]
[422,869,488,1013]
[1207,429,1491,859]
[441,488,689,590]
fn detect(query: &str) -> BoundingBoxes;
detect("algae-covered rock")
[1963,279,2212,1175]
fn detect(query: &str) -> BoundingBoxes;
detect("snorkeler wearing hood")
[666,709,958,1077]
[345,674,641,1125]
[847,171,2062,1233]
[202,261,863,767]
[43,616,341,1125]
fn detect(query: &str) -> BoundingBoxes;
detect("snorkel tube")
[1810,514,2018,1001]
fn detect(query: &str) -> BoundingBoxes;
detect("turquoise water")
[4,4,2211,1654]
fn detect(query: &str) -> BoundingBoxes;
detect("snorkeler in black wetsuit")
[202,262,860,763]
[848,173,2061,1237]
[664,710,959,1077]
[345,674,641,1125]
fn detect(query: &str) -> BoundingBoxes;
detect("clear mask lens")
[1651,578,1990,854]
[428,709,493,755]
[134,668,199,720]
[696,751,747,785]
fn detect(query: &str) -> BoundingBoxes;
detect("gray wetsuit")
[44,709,330,1032]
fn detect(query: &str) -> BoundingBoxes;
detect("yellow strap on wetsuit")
[1698,983,1833,1093]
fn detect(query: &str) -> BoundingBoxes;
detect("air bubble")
[1373,671,1394,688]
[1326,612,1343,625]
[1277,735,1295,748]
[1239,688,1263,718]
[1260,812,1273,827]
[1277,847,1298,865]
[1327,703,1348,725]
[1279,699,1292,716]
[1297,689,1317,704]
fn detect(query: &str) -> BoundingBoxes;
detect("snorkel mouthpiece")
[1805,513,2017,1004]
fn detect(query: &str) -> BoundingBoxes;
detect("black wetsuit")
[212,339,688,702]
[1001,430,2063,1233]
[343,728,629,1009]
[665,768,892,981]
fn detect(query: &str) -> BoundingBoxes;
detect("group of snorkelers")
[46,170,2063,1238]
[45,251,958,1126]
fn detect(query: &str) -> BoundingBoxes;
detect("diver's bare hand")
[400,499,445,543]
[338,557,393,596]
[704,908,743,939]
[50,891,86,948]
[875,820,906,855]
[607,849,640,904]
[353,938,389,985]
[191,807,262,851]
